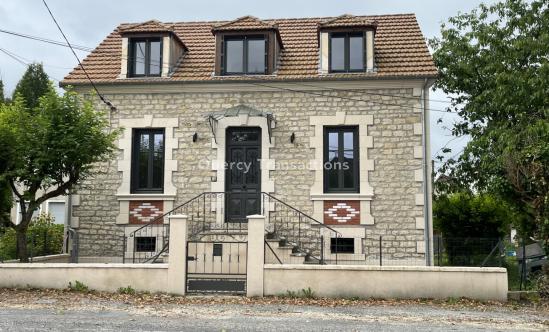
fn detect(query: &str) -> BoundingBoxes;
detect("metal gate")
[186,241,247,294]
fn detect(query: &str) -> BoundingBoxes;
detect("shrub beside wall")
[0,213,64,261]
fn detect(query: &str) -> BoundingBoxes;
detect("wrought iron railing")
[261,192,341,264]
[124,192,247,263]
[124,191,340,264]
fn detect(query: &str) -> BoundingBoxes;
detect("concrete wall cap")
[0,263,169,269]
[264,264,507,273]
[168,214,188,220]
[247,214,266,219]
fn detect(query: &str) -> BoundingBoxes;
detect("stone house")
[61,14,437,266]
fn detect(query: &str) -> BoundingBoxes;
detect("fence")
[0,227,65,263]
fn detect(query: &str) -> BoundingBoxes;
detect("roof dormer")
[118,20,187,79]
[318,14,377,74]
[211,16,283,76]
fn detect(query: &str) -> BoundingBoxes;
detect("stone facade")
[72,84,430,263]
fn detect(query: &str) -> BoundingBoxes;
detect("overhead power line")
[248,82,458,114]
[0,28,93,52]
[41,0,116,111]
[0,46,61,82]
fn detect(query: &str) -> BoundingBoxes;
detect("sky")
[0,0,498,165]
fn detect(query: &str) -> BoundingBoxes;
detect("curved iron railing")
[124,191,341,264]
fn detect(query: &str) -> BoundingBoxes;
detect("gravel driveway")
[0,289,547,331]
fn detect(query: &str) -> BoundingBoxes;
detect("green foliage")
[68,280,89,292]
[0,86,121,261]
[0,79,4,104]
[429,0,549,243]
[285,287,316,299]
[0,213,64,261]
[0,180,12,230]
[12,63,51,109]
[434,193,511,239]
[118,286,136,295]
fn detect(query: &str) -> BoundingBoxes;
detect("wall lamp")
[290,132,296,144]
[192,132,198,142]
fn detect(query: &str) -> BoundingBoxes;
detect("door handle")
[187,256,196,261]
[242,185,247,189]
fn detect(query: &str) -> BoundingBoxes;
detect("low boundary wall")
[0,263,168,293]
[264,264,508,301]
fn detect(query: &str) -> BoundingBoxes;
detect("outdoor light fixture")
[192,132,198,142]
[290,132,295,143]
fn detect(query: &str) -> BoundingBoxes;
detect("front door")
[225,127,261,222]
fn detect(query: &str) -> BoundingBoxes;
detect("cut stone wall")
[74,87,426,261]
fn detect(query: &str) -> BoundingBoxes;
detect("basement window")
[128,38,162,77]
[330,238,355,254]
[213,243,223,257]
[135,237,156,252]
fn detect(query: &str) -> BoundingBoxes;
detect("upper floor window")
[128,38,162,77]
[131,129,165,193]
[324,126,359,193]
[329,32,364,73]
[224,36,266,75]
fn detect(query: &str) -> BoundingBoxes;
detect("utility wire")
[248,81,458,114]
[41,0,116,111]
[0,28,93,52]
[0,46,61,82]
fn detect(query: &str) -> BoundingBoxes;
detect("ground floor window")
[330,238,355,254]
[135,236,156,252]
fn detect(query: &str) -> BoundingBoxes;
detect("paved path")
[0,302,547,331]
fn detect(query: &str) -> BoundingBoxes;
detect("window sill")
[116,194,176,201]
[310,193,374,201]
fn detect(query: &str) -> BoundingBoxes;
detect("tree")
[0,86,121,261]
[429,0,549,243]
[0,79,4,104]
[12,63,50,109]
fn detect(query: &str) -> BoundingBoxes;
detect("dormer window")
[128,38,162,77]
[329,32,364,73]
[224,36,266,75]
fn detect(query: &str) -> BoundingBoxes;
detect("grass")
[284,287,316,299]
[118,286,136,295]
[68,280,89,293]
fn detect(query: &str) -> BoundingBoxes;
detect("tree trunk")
[16,227,29,262]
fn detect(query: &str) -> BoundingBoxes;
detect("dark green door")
[225,127,261,222]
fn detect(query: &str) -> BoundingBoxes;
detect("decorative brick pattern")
[129,201,163,224]
[324,201,360,225]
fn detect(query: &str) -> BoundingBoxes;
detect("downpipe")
[421,78,433,266]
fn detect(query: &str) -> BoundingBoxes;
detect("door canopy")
[205,104,274,144]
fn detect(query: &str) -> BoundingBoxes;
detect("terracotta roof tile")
[62,13,437,85]
[319,14,377,28]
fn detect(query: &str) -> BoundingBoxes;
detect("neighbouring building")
[61,14,437,266]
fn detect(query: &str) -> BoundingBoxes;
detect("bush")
[0,213,64,261]
[433,193,513,266]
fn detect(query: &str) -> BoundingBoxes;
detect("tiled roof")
[319,14,377,28]
[62,14,437,85]
[212,15,277,32]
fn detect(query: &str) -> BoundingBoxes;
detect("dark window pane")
[330,238,355,254]
[132,129,165,193]
[149,41,161,75]
[226,39,244,73]
[152,133,164,188]
[247,39,265,73]
[134,41,146,75]
[138,134,150,188]
[330,36,345,71]
[136,237,156,252]
[324,127,359,192]
[349,36,364,70]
